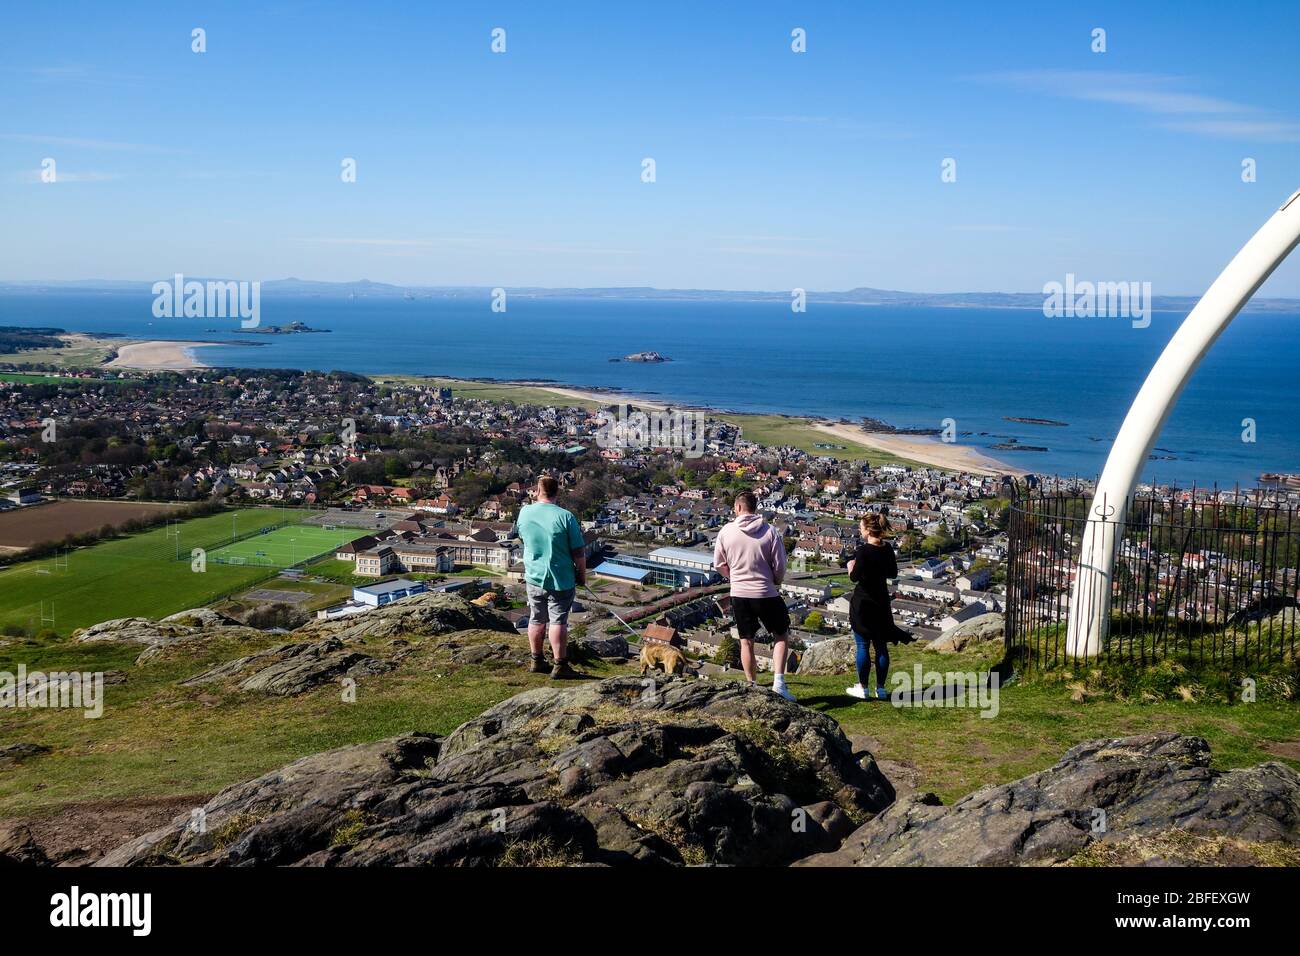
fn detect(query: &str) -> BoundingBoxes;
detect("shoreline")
[106,340,222,370]
[18,338,1025,475]
[428,376,1026,476]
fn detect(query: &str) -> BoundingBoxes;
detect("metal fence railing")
[1005,492,1300,669]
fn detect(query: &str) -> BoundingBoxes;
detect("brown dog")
[639,641,687,677]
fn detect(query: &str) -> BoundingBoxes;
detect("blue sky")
[2,0,1299,294]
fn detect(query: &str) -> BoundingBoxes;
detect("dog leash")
[581,584,643,639]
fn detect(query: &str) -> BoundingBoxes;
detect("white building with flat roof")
[646,546,715,573]
[353,578,426,607]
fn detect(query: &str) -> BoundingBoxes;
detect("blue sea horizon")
[2,290,1296,487]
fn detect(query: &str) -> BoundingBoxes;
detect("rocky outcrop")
[74,611,264,666]
[78,596,506,651]
[798,733,1300,867]
[575,634,630,659]
[170,596,524,695]
[74,616,195,645]
[98,676,894,867]
[294,592,512,643]
[926,612,1004,654]
[75,606,240,644]
[160,608,240,628]
[182,636,392,696]
[799,637,856,675]
[75,594,511,672]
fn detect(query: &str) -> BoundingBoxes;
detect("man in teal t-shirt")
[515,476,587,678]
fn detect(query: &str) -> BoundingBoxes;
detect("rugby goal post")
[1066,188,1300,658]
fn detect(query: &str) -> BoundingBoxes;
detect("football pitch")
[0,509,365,636]
[208,525,365,568]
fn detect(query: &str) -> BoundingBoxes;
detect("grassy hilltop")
[2,597,1296,863]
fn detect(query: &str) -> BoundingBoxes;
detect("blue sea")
[2,290,1297,487]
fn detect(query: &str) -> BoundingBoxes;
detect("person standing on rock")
[516,475,587,679]
[844,513,910,700]
[713,491,795,700]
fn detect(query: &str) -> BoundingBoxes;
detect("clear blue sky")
[2,0,1299,294]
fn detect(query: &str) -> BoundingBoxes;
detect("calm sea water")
[2,291,1297,486]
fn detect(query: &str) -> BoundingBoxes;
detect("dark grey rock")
[0,823,49,866]
[576,634,630,659]
[798,732,1300,867]
[0,742,51,768]
[98,676,894,867]
[295,592,512,643]
[180,636,391,696]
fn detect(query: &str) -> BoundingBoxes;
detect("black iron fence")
[1005,492,1300,668]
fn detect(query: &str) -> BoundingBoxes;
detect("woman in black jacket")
[845,513,909,700]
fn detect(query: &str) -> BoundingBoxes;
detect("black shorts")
[731,595,791,641]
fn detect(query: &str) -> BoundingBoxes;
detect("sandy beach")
[107,340,219,370]
[808,422,1025,477]
[502,380,1023,476]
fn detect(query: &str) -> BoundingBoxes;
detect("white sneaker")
[845,684,868,700]
[772,683,796,701]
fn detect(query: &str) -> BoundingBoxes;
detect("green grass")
[2,336,118,368]
[0,625,1295,821]
[717,413,924,467]
[208,524,362,568]
[0,509,362,635]
[302,557,374,585]
[778,641,1300,802]
[0,629,628,817]
[0,372,64,384]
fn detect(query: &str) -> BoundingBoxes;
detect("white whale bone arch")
[1066,188,1300,658]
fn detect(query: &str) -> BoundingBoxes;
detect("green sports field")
[0,509,365,636]
[208,524,366,568]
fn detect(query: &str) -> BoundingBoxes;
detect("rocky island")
[609,351,670,363]
[222,321,330,335]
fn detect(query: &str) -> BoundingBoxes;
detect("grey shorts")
[526,584,576,626]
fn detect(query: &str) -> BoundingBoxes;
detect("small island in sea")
[220,321,330,335]
[609,351,670,363]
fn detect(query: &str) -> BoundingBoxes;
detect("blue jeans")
[852,631,889,689]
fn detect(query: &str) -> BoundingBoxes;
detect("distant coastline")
[0,289,1293,485]
[0,332,1022,475]
[4,277,1300,314]
[400,375,1026,476]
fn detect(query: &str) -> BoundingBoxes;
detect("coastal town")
[3,360,1297,664]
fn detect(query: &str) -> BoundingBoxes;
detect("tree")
[713,634,741,667]
[802,610,825,632]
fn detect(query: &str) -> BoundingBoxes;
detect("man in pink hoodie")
[713,491,795,700]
